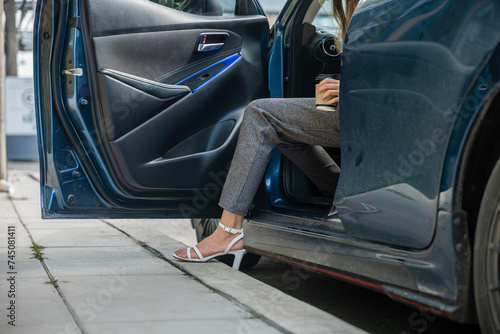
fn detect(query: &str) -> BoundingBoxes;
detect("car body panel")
[333,0,500,249]
[244,208,471,321]
[441,55,500,210]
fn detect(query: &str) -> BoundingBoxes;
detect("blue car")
[34,0,500,332]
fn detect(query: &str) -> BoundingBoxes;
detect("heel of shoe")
[231,250,246,270]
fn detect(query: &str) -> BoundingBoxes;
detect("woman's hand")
[317,78,340,105]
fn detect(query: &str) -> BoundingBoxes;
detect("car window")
[148,0,287,22]
[312,11,337,32]
[309,1,339,33]
[259,0,287,25]
[148,0,235,16]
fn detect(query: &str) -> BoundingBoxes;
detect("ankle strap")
[219,221,243,234]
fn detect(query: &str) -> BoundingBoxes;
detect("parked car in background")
[34,0,500,332]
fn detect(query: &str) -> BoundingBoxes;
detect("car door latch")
[62,68,83,76]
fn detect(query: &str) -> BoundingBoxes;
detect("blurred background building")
[3,0,37,160]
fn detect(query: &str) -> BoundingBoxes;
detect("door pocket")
[98,70,190,140]
[162,120,236,159]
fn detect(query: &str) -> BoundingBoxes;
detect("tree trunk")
[5,0,18,77]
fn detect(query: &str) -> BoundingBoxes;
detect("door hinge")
[68,17,82,30]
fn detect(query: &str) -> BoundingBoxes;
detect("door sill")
[248,209,345,237]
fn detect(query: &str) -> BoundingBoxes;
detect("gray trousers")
[218,98,341,216]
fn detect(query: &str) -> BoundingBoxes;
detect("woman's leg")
[277,144,340,197]
[174,98,340,260]
[219,97,340,215]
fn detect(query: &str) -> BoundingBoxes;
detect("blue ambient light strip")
[175,53,242,92]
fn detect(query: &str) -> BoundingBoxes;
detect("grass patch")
[31,242,46,260]
[45,279,59,288]
[8,196,28,201]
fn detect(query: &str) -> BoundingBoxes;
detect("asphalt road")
[242,256,482,334]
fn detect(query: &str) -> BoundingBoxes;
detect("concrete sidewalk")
[0,168,367,334]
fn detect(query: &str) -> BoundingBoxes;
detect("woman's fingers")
[317,79,339,93]
[321,89,339,98]
[320,78,339,85]
[317,78,340,105]
[318,78,339,87]
[321,95,339,105]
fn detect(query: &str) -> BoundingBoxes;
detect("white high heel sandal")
[173,221,246,270]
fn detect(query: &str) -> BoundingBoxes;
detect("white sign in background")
[5,76,36,136]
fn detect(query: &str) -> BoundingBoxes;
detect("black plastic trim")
[100,68,191,99]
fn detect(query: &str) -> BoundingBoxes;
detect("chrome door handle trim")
[197,43,224,52]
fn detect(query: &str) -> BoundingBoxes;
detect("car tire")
[473,157,500,334]
[192,218,261,270]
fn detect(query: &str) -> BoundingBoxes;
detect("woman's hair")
[332,0,360,51]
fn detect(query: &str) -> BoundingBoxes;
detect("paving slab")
[101,218,198,247]
[103,219,194,250]
[26,227,138,248]
[57,274,252,323]
[0,202,19,219]
[22,219,115,229]
[0,260,48,278]
[83,318,283,334]
[43,246,179,276]
[0,223,33,249]
[0,277,80,334]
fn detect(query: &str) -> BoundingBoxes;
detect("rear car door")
[34,0,270,218]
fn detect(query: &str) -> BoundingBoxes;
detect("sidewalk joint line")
[101,219,293,334]
[28,172,40,182]
[9,197,86,334]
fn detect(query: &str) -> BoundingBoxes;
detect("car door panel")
[91,29,243,83]
[335,0,500,249]
[35,0,269,218]
[83,2,269,196]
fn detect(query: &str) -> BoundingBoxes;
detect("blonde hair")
[332,0,360,51]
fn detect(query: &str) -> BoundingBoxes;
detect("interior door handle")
[198,43,225,52]
[196,33,229,53]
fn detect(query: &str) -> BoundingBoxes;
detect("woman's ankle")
[220,210,244,229]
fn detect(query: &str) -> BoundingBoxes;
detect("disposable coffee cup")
[315,73,340,111]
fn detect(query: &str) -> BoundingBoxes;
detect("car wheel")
[474,157,500,334]
[192,218,261,270]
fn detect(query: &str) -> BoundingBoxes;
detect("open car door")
[34,0,269,218]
